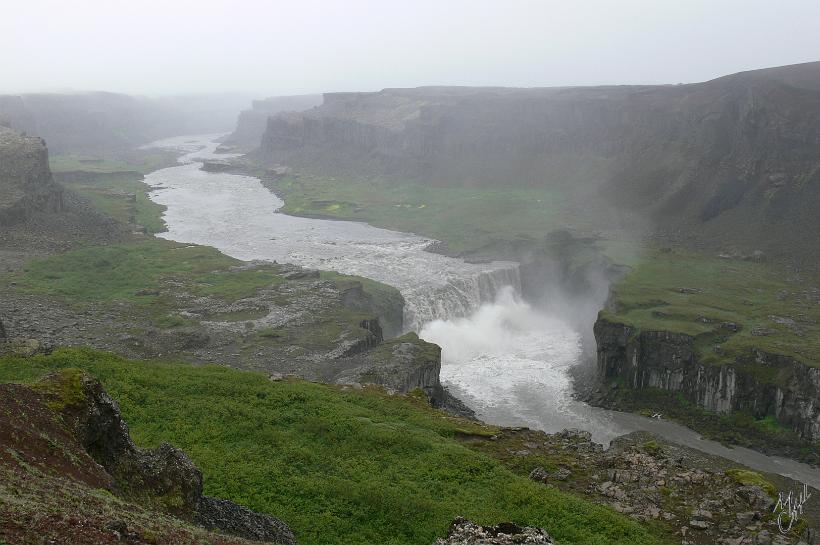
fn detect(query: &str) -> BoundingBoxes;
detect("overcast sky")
[2,0,819,96]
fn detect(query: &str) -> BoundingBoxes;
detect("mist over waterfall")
[421,286,629,443]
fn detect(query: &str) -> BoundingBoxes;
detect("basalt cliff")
[224,94,322,151]
[594,318,820,455]
[0,125,63,226]
[257,62,820,263]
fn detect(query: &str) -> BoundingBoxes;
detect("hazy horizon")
[2,0,820,97]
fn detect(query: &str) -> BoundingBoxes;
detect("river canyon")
[145,134,820,489]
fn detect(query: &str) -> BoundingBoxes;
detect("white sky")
[2,0,819,96]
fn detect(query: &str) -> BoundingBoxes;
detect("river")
[144,134,820,489]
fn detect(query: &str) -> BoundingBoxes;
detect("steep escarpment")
[0,125,63,225]
[225,94,322,150]
[257,62,820,261]
[595,318,819,442]
[0,369,295,544]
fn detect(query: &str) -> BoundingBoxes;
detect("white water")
[144,135,820,488]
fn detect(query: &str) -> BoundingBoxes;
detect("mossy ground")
[49,151,178,176]
[263,174,578,255]
[51,150,180,234]
[11,239,249,303]
[4,238,402,362]
[62,171,168,234]
[0,349,670,545]
[602,248,820,370]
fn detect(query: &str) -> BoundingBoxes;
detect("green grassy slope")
[0,349,668,545]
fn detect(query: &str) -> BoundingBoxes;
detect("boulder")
[434,517,553,544]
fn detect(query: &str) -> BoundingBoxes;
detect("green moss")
[725,469,777,497]
[31,368,87,412]
[642,441,663,456]
[0,348,667,545]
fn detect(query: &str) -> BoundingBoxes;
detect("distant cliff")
[258,62,820,261]
[225,94,322,150]
[0,92,250,155]
[0,126,62,225]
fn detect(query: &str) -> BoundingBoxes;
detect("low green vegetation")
[49,151,178,175]
[0,349,668,545]
[266,175,579,255]
[725,469,777,497]
[61,171,167,233]
[12,239,246,303]
[51,149,178,234]
[602,248,820,368]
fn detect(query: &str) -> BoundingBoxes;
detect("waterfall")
[401,262,522,333]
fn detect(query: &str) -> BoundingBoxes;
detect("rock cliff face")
[226,94,322,150]
[594,317,820,442]
[0,126,63,226]
[258,62,820,260]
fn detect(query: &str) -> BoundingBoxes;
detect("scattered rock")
[281,269,320,280]
[689,519,710,530]
[197,496,296,545]
[677,287,703,294]
[529,467,549,482]
[553,468,572,481]
[433,517,553,544]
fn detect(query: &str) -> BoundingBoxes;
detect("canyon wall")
[0,126,63,226]
[226,94,322,150]
[594,317,820,442]
[258,62,820,261]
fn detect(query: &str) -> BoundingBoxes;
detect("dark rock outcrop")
[197,496,296,545]
[433,517,554,544]
[334,333,441,396]
[0,126,63,226]
[35,370,296,544]
[594,317,820,442]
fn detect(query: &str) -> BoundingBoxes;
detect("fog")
[2,0,820,95]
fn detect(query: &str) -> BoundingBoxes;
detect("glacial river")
[145,134,820,489]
